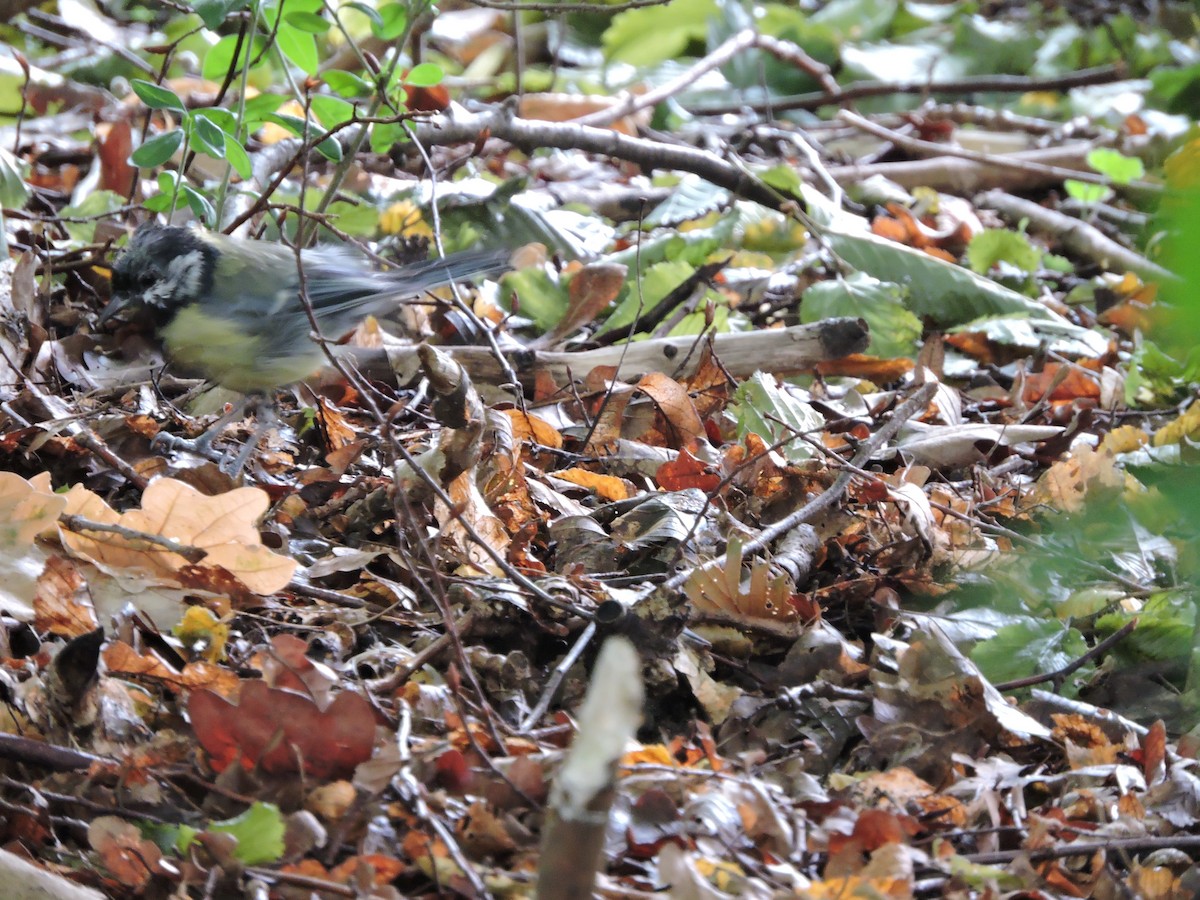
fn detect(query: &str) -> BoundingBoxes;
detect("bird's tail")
[378,249,512,294]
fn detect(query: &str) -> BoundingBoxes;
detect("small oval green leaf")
[224,137,252,180]
[275,23,319,75]
[403,62,443,88]
[130,129,185,168]
[130,79,186,113]
[191,115,226,158]
[322,70,370,98]
[373,3,407,39]
[285,10,329,32]
[181,184,216,225]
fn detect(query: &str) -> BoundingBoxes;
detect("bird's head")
[100,223,218,325]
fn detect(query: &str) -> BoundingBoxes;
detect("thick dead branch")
[356,317,869,390]
[975,189,1174,282]
[409,107,787,211]
[828,143,1099,194]
[537,637,642,900]
[837,109,1160,200]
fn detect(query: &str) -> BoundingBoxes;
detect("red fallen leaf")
[404,82,450,112]
[189,681,375,779]
[435,748,473,794]
[657,446,721,493]
[1142,720,1166,785]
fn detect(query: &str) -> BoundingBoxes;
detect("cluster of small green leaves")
[129,0,444,225]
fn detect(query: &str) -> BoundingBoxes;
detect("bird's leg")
[150,393,272,475]
[220,398,276,476]
[151,398,247,460]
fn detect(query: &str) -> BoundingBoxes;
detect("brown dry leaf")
[327,853,405,886]
[436,470,510,575]
[519,92,649,135]
[1143,720,1168,785]
[815,353,914,380]
[313,395,358,452]
[88,816,164,889]
[103,640,240,696]
[33,555,97,636]
[457,801,517,857]
[0,473,69,622]
[544,261,627,343]
[503,410,564,450]
[1022,362,1101,405]
[553,467,633,501]
[95,120,135,195]
[0,472,68,546]
[1031,443,1128,513]
[636,372,705,447]
[57,478,296,595]
[686,536,801,628]
[307,780,357,821]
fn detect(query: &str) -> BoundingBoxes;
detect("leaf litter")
[2,1,1200,898]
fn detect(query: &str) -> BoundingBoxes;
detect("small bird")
[102,223,508,392]
[101,223,508,468]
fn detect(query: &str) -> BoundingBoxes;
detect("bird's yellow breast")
[161,305,324,392]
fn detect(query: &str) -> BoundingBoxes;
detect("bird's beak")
[96,294,128,327]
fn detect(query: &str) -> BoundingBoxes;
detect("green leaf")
[325,199,379,237]
[643,175,728,227]
[1063,179,1112,204]
[191,0,246,30]
[344,0,382,27]
[322,70,371,98]
[600,260,694,334]
[209,803,285,865]
[403,62,443,87]
[0,146,29,210]
[181,184,216,225]
[809,0,897,41]
[284,10,329,32]
[310,94,355,130]
[193,107,237,133]
[966,228,1042,275]
[143,192,174,213]
[130,79,186,113]
[972,619,1089,690]
[60,190,125,242]
[372,3,407,39]
[602,0,717,66]
[172,802,285,865]
[223,137,252,180]
[274,22,319,75]
[202,34,265,82]
[130,129,185,168]
[801,273,922,358]
[499,267,569,333]
[369,119,406,154]
[264,113,341,161]
[803,185,1053,324]
[191,114,226,158]
[757,164,803,202]
[1087,147,1144,184]
[242,92,288,128]
[732,372,824,464]
[143,172,180,213]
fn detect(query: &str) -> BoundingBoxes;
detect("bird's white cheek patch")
[163,250,206,301]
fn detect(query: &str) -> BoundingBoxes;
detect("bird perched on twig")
[101,222,509,470]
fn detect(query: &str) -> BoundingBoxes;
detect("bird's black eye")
[138,270,158,289]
